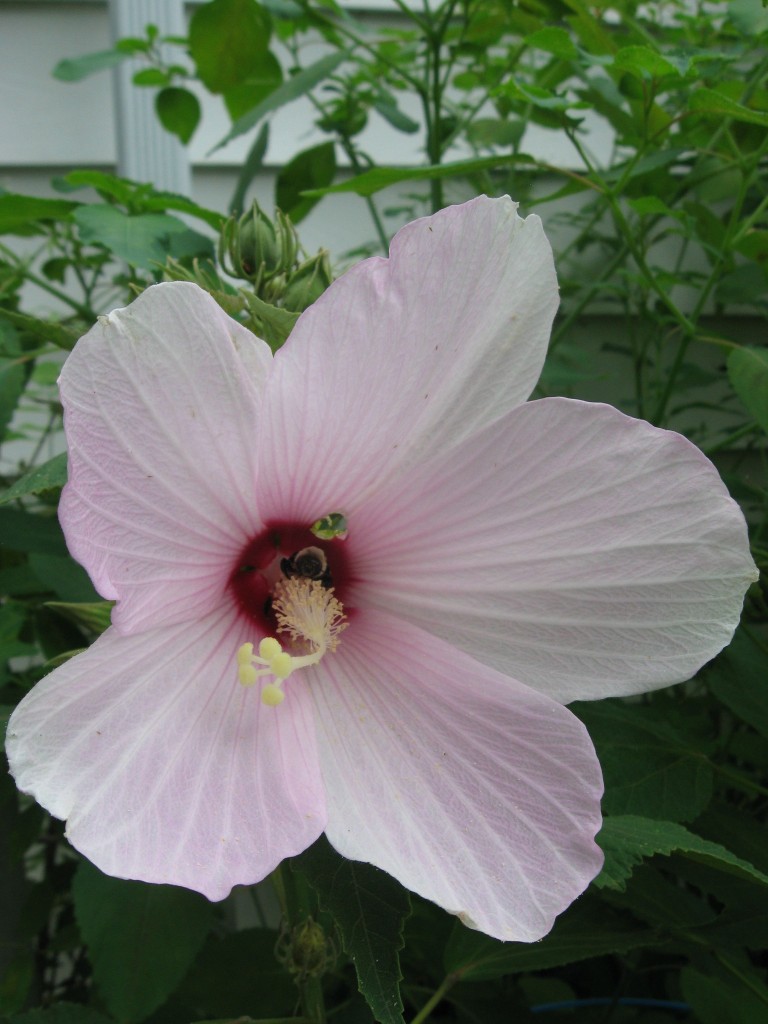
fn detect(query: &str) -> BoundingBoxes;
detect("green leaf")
[62,171,225,230]
[0,453,68,506]
[242,291,299,349]
[596,815,768,891]
[704,628,768,737]
[302,153,537,199]
[727,346,768,432]
[9,1004,114,1024]
[0,194,78,235]
[172,929,296,1020]
[613,46,680,80]
[189,0,271,93]
[45,601,113,635]
[230,122,270,214]
[0,360,25,444]
[73,861,214,1023]
[74,206,210,268]
[444,896,654,980]
[573,699,713,822]
[223,50,283,121]
[52,49,130,82]
[133,68,170,87]
[681,966,768,1024]
[690,87,768,127]
[295,837,410,1024]
[525,27,579,59]
[213,51,348,151]
[372,98,420,134]
[276,142,336,223]
[156,87,201,144]
[0,508,67,555]
[29,554,99,602]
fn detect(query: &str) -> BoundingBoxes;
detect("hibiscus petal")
[349,398,757,703]
[310,610,603,942]
[59,282,271,635]
[6,607,325,899]
[258,196,557,521]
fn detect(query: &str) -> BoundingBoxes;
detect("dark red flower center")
[229,520,353,634]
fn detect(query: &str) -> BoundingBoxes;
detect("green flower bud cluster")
[218,201,333,319]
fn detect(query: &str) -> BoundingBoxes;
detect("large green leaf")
[213,51,348,151]
[189,0,271,94]
[443,896,654,981]
[573,698,713,822]
[0,508,67,555]
[0,453,68,506]
[276,142,336,223]
[704,628,768,737]
[294,838,410,1024]
[73,862,214,1023]
[9,1004,114,1024]
[690,87,768,127]
[727,345,768,432]
[0,195,78,235]
[74,206,210,269]
[596,815,768,891]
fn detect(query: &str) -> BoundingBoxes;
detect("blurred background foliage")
[0,0,767,1022]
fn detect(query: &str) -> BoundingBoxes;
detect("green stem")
[713,763,768,799]
[409,973,459,1024]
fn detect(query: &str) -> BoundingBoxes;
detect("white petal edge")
[6,605,325,899]
[347,398,757,703]
[59,282,272,635]
[257,196,558,523]
[310,609,604,942]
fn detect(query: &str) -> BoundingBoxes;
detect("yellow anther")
[270,652,293,679]
[262,683,286,706]
[259,636,282,660]
[237,577,348,707]
[238,663,258,687]
[237,642,254,664]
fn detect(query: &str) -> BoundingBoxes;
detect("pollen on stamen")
[272,577,348,654]
[235,579,347,707]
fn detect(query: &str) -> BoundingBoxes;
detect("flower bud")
[237,201,279,280]
[282,250,333,312]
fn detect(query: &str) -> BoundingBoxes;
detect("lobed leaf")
[294,838,410,1024]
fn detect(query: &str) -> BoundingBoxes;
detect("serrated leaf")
[0,453,68,506]
[595,816,768,892]
[276,142,336,223]
[74,206,210,269]
[573,699,713,822]
[690,87,768,126]
[294,838,410,1024]
[156,88,201,144]
[242,291,299,349]
[727,346,768,432]
[73,862,214,1023]
[444,896,654,980]
[213,51,348,151]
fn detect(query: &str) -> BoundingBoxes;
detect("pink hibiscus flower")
[6,197,756,942]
